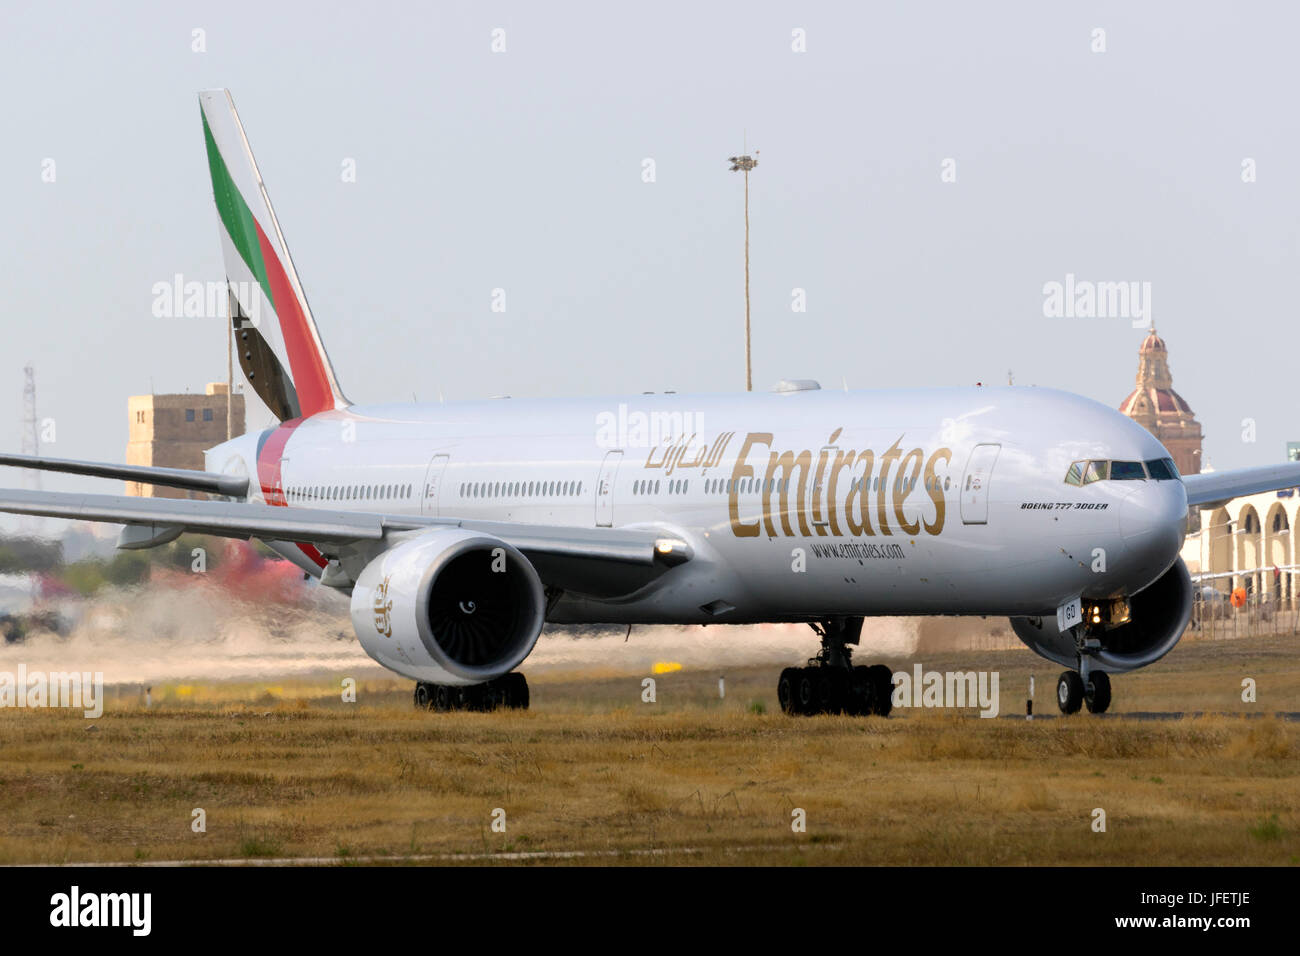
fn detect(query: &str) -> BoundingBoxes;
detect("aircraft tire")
[814,671,837,714]
[413,683,433,710]
[1084,672,1111,714]
[778,668,797,714]
[846,666,873,716]
[867,665,894,716]
[1057,671,1084,714]
[795,669,817,715]
[505,673,530,710]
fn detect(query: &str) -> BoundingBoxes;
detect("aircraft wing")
[0,486,690,570]
[0,452,249,498]
[1181,463,1300,507]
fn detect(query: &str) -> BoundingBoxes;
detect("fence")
[1187,586,1298,642]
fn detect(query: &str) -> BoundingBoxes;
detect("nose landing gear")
[1057,650,1113,715]
[778,618,894,716]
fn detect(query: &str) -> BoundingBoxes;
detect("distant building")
[125,383,245,498]
[1181,484,1299,605]
[1118,328,1203,475]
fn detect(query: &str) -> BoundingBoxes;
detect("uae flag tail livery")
[198,89,349,422]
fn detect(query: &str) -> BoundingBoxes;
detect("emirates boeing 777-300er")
[3,90,1296,716]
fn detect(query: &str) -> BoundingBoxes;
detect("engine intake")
[350,528,545,685]
[1010,558,1192,673]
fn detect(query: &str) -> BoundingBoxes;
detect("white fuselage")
[206,385,1189,624]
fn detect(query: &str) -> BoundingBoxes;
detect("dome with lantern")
[1118,327,1203,474]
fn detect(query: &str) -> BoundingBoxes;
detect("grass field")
[0,632,1296,866]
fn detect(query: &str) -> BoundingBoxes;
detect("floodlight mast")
[728,150,758,391]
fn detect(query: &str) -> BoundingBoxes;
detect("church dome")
[1118,327,1202,475]
[1119,384,1193,416]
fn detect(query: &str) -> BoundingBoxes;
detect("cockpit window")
[1066,457,1176,484]
[1145,457,1179,480]
[1110,460,1148,480]
[1083,460,1109,484]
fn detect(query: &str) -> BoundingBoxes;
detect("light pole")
[729,151,758,391]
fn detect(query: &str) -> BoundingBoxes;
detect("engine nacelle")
[349,528,546,685]
[1010,558,1193,674]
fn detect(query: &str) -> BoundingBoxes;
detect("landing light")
[652,538,693,567]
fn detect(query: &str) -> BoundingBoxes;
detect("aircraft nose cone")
[1118,484,1187,569]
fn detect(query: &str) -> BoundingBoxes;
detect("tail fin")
[198,89,349,419]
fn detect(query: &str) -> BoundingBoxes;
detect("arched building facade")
[1182,491,1297,606]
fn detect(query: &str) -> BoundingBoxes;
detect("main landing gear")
[778,617,894,717]
[413,673,530,712]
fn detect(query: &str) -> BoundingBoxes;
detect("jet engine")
[349,528,546,685]
[1009,558,1193,673]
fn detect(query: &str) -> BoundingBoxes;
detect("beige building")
[126,383,245,498]
[1181,489,1298,606]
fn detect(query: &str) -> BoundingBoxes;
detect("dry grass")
[0,632,1296,866]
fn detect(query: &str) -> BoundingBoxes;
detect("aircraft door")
[421,454,450,517]
[595,450,623,527]
[806,439,839,532]
[960,443,1001,525]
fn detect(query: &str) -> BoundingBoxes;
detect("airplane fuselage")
[207,385,1188,625]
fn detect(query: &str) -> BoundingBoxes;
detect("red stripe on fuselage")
[254,220,334,417]
[255,417,304,506]
[255,418,327,570]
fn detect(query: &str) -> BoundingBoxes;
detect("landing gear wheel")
[418,674,532,713]
[413,683,433,710]
[503,672,529,710]
[1084,671,1111,714]
[814,671,838,714]
[778,619,897,719]
[796,669,817,715]
[1057,671,1084,714]
[846,666,874,716]
[867,664,894,716]
[778,668,797,714]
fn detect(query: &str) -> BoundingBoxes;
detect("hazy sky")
[3,1,1298,520]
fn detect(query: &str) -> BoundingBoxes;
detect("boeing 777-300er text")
[3,90,1296,716]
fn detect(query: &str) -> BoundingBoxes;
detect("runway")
[998,711,1300,721]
